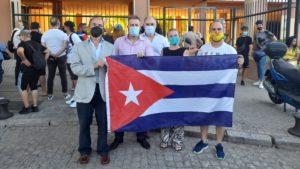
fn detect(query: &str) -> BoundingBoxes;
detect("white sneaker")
[259,82,264,89]
[70,101,77,108]
[253,81,261,86]
[66,96,74,104]
[0,97,5,100]
[64,94,71,100]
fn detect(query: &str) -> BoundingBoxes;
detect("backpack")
[26,42,46,70]
[7,30,18,53]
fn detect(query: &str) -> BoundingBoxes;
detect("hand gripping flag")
[106,55,238,132]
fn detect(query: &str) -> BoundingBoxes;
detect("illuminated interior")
[19,0,286,42]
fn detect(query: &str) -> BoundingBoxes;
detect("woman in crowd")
[160,28,188,151]
[283,36,299,66]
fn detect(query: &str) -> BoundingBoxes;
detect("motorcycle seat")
[273,59,300,83]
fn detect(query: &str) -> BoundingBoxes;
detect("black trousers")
[20,66,39,91]
[77,84,108,156]
[47,55,68,94]
[115,131,146,141]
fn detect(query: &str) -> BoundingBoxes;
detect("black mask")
[257,27,263,31]
[91,26,102,38]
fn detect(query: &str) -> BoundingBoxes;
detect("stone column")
[0,0,12,41]
[133,0,149,22]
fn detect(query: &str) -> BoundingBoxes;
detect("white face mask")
[20,26,24,30]
[145,25,155,36]
[129,26,140,37]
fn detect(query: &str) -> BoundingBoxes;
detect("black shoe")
[19,107,31,114]
[240,80,245,86]
[137,139,150,149]
[109,139,123,151]
[31,105,39,112]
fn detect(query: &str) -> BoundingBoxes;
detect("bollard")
[0,99,14,120]
[288,113,300,137]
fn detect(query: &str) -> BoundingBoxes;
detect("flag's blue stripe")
[110,55,238,71]
[116,111,232,132]
[165,84,235,98]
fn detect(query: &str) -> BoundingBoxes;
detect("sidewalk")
[1,59,300,150]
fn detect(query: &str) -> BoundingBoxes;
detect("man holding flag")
[192,20,244,160]
[109,15,154,150]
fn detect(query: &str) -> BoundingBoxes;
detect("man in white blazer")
[71,17,113,165]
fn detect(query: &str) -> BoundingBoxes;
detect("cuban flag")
[106,55,238,132]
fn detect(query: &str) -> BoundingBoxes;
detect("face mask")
[257,27,263,31]
[145,26,155,36]
[20,26,24,30]
[169,36,179,46]
[209,32,225,42]
[242,31,248,36]
[129,26,140,37]
[90,26,103,38]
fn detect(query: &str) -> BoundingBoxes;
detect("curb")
[184,127,300,150]
[1,119,300,150]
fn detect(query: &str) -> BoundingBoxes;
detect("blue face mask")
[169,36,179,46]
[242,31,248,37]
[129,26,140,37]
[145,26,155,36]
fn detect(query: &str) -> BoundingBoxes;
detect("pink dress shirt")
[114,35,154,56]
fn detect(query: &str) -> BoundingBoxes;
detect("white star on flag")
[120,82,143,106]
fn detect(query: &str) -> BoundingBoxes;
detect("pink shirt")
[114,35,154,56]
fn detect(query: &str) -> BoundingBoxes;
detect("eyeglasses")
[212,28,222,31]
[169,35,178,38]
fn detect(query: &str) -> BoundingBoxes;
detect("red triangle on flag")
[107,57,174,131]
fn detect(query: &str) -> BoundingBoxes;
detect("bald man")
[193,20,244,160]
[141,16,169,56]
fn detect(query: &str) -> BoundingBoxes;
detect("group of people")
[4,18,95,112]
[1,13,299,166]
[70,15,243,165]
[236,20,300,88]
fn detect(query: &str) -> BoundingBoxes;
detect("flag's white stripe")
[141,97,234,117]
[105,73,111,131]
[138,69,238,85]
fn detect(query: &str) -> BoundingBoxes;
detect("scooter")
[263,42,300,112]
[263,42,300,137]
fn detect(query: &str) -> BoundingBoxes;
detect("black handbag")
[2,51,10,60]
[7,30,18,53]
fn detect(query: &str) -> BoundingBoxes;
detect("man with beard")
[252,20,277,89]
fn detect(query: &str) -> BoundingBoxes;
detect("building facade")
[0,0,299,45]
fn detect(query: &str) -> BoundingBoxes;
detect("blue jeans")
[76,84,108,156]
[253,51,267,81]
[0,60,3,84]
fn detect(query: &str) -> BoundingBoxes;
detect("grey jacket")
[71,40,114,103]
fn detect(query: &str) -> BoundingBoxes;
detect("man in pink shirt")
[114,16,154,57]
[110,15,154,150]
